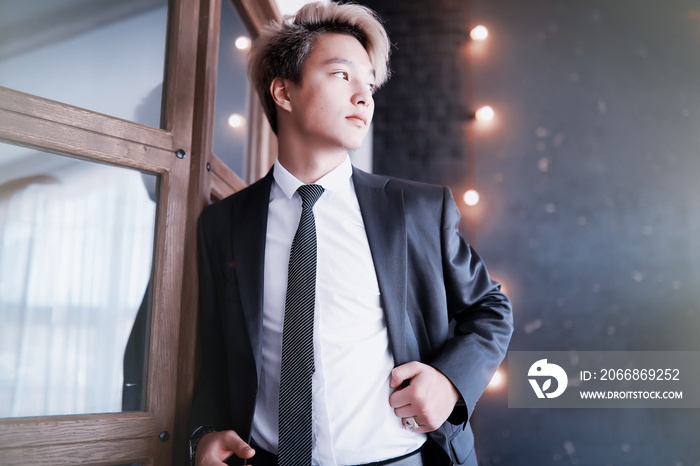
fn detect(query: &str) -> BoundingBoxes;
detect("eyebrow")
[323,57,376,78]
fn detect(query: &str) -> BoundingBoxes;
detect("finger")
[393,405,417,419]
[388,384,412,408]
[413,418,442,434]
[402,415,440,435]
[412,425,432,434]
[400,416,433,435]
[220,431,256,459]
[390,361,422,388]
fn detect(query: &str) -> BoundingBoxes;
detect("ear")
[270,77,293,113]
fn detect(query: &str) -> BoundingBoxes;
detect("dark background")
[361,0,700,464]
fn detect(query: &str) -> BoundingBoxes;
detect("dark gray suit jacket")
[191,167,513,465]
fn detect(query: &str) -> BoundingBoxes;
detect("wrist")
[189,425,220,466]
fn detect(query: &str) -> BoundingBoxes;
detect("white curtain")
[0,161,155,418]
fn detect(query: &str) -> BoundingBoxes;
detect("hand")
[388,361,460,433]
[195,430,255,466]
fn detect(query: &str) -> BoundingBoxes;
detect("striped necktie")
[278,184,324,466]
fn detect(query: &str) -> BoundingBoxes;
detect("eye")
[333,70,349,80]
[367,83,376,93]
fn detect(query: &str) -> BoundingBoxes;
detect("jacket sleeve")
[428,187,513,425]
[188,208,232,432]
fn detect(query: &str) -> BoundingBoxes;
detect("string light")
[463,189,480,206]
[464,25,508,398]
[475,105,494,121]
[228,113,246,128]
[235,35,251,51]
[487,369,504,389]
[470,25,489,41]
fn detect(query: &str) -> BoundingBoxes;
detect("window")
[0,0,280,463]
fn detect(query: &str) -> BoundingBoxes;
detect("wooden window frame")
[0,0,197,459]
[0,0,278,464]
[172,0,279,463]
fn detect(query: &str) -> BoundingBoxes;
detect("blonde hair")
[248,1,391,134]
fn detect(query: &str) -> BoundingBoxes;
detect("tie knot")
[297,184,324,208]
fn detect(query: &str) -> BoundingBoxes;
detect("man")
[190,3,513,466]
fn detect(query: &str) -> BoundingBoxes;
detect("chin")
[342,137,367,152]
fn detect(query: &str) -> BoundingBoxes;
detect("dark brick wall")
[357,0,700,465]
[362,0,472,186]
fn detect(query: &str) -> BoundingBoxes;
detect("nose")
[352,85,372,107]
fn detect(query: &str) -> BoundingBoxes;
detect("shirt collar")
[273,155,353,200]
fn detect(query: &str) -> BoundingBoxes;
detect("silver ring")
[403,417,419,431]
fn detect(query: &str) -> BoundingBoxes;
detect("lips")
[346,114,367,126]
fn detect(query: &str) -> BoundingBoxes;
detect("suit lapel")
[232,170,273,377]
[352,169,413,364]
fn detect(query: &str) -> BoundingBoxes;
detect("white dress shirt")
[251,156,426,465]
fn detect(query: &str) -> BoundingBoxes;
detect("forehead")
[304,33,375,76]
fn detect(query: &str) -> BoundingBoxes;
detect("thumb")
[219,431,255,460]
[390,361,422,389]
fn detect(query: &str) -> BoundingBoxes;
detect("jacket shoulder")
[199,171,272,226]
[352,167,448,197]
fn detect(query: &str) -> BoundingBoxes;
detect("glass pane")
[0,0,168,127]
[212,1,252,177]
[0,141,156,417]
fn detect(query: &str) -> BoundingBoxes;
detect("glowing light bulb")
[475,105,494,122]
[488,370,503,389]
[470,25,489,41]
[235,35,251,50]
[228,113,245,128]
[463,189,480,206]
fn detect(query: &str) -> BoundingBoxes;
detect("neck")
[276,134,348,184]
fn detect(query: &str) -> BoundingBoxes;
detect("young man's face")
[283,33,376,153]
